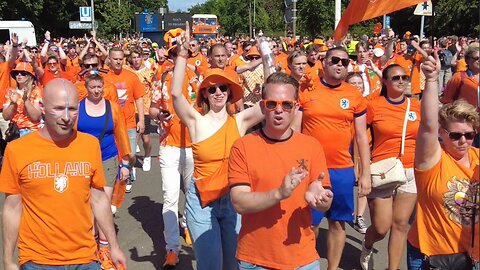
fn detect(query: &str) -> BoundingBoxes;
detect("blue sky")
[169,0,207,12]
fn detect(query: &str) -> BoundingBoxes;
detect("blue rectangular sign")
[139,14,159,32]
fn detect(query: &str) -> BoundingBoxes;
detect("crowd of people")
[0,21,478,270]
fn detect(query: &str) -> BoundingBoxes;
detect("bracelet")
[44,39,51,43]
[119,164,130,169]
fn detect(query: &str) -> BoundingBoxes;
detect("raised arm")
[414,54,442,170]
[40,31,51,63]
[7,33,19,68]
[170,22,201,129]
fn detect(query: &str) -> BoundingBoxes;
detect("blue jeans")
[239,259,320,270]
[186,178,241,270]
[20,261,100,270]
[19,128,32,137]
[407,241,427,270]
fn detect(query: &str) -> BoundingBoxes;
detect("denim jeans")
[186,178,241,270]
[19,128,32,137]
[20,261,100,270]
[159,145,194,253]
[239,259,320,270]
[407,241,428,270]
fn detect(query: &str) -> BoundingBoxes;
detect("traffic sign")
[69,21,97,29]
[80,6,92,22]
[414,1,433,16]
[385,16,391,28]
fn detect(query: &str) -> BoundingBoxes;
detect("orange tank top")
[192,116,240,179]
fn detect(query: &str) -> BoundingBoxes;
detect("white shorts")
[367,167,417,199]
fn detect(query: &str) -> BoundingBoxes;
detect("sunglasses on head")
[443,128,477,141]
[263,99,296,112]
[207,84,229,94]
[83,63,99,69]
[390,75,410,81]
[329,56,349,67]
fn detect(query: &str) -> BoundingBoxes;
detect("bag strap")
[98,100,111,142]
[400,97,410,157]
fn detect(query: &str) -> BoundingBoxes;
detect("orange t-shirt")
[65,55,81,76]
[231,55,249,72]
[152,68,197,148]
[305,60,324,78]
[0,131,106,266]
[456,59,467,72]
[155,61,174,80]
[41,70,76,86]
[299,80,367,168]
[3,86,42,130]
[188,53,208,75]
[0,61,13,106]
[408,148,479,259]
[366,96,421,168]
[75,78,119,103]
[442,71,479,109]
[104,69,145,129]
[228,131,331,269]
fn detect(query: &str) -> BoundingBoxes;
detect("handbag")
[4,122,20,142]
[370,98,410,189]
[195,119,230,208]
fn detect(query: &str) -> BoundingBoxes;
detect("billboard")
[164,13,191,31]
[139,13,159,32]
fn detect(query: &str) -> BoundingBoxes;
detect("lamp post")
[292,0,296,38]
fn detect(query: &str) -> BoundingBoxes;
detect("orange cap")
[246,46,261,58]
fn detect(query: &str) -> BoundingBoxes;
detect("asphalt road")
[0,131,408,270]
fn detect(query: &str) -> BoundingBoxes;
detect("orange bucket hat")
[164,28,192,58]
[10,62,35,78]
[197,68,243,107]
[246,46,261,58]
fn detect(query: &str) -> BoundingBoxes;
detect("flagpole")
[420,15,425,39]
[335,0,341,29]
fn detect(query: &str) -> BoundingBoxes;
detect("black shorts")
[136,114,152,135]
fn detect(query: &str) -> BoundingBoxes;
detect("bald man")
[0,79,127,270]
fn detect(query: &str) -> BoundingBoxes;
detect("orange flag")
[334,0,426,41]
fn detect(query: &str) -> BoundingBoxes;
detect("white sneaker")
[360,239,373,270]
[132,167,136,181]
[354,216,368,234]
[142,157,151,171]
[111,205,117,215]
[125,179,132,193]
[136,144,140,153]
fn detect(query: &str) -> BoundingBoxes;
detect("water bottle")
[258,35,276,75]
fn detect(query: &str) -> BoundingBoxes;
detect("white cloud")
[169,0,207,12]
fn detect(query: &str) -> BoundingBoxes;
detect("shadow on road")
[128,195,165,269]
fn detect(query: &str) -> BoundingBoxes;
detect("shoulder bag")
[370,98,410,190]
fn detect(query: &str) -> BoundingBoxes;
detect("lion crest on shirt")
[443,177,479,227]
[340,98,350,109]
[54,174,69,193]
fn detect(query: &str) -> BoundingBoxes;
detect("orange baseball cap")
[197,68,243,107]
[246,46,261,58]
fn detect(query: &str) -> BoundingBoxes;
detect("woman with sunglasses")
[170,24,264,270]
[76,73,131,270]
[3,62,42,138]
[407,54,479,270]
[359,63,421,270]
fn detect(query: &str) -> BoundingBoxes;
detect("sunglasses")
[443,128,477,141]
[390,75,410,81]
[263,99,296,112]
[207,84,228,94]
[249,56,260,60]
[83,63,99,69]
[48,62,58,66]
[14,71,29,76]
[31,50,38,53]
[329,56,349,67]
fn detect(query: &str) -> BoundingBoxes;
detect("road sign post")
[414,1,433,40]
